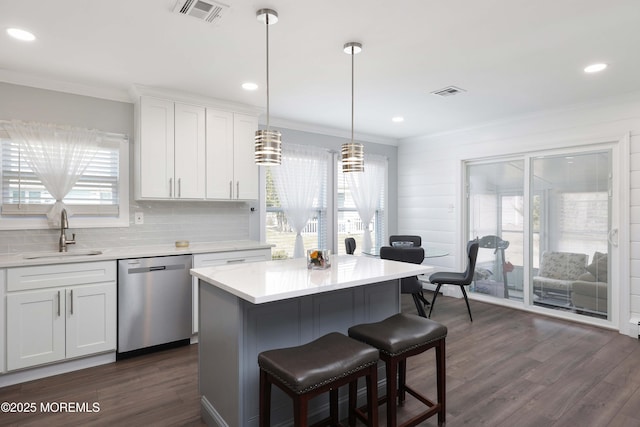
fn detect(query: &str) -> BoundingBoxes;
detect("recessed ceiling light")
[242,82,258,91]
[584,63,607,73]
[392,116,404,123]
[6,28,36,41]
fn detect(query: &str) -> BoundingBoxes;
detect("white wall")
[398,94,640,336]
[0,82,255,254]
[0,83,399,255]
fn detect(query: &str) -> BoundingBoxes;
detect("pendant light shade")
[255,8,281,165]
[255,129,281,165]
[342,41,364,173]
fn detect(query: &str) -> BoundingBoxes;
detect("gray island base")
[192,255,433,426]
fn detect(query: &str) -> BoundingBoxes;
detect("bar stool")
[348,313,447,427]
[258,332,379,427]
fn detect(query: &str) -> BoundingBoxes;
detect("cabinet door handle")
[236,181,240,199]
[226,258,246,264]
[70,289,74,315]
[57,290,61,317]
[169,178,173,198]
[229,181,233,199]
[178,178,182,198]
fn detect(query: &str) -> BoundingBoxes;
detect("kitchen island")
[191,254,433,427]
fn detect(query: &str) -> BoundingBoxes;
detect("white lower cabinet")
[6,261,116,371]
[192,249,271,333]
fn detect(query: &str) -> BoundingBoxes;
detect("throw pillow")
[586,252,608,282]
[577,272,596,282]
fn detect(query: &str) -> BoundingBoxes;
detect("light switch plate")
[134,212,144,225]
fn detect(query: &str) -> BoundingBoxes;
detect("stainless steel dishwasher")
[118,255,192,356]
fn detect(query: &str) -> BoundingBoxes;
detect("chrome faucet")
[59,208,76,252]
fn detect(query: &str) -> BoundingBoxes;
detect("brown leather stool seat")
[348,313,447,427]
[258,332,379,427]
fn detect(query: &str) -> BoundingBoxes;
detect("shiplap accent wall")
[398,94,640,337]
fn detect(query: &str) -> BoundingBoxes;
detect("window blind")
[1,137,121,215]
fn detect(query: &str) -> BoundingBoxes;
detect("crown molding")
[402,90,640,144]
[129,84,262,116]
[0,69,131,103]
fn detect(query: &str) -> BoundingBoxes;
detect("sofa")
[571,251,608,314]
[532,251,608,314]
[532,251,588,302]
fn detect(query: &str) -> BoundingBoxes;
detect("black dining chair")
[428,240,480,321]
[345,237,356,255]
[379,246,428,317]
[389,235,422,247]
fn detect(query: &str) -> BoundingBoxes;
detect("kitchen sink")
[23,250,103,260]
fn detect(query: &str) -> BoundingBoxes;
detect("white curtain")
[4,120,99,226]
[346,154,386,252]
[271,144,328,258]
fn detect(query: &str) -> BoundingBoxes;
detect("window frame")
[0,133,129,230]
[264,150,388,257]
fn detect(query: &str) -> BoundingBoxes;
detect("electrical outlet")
[134,212,144,225]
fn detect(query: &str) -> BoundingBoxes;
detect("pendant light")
[342,41,364,173]
[254,9,282,165]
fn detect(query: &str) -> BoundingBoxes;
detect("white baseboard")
[0,352,116,387]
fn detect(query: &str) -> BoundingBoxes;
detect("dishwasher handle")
[126,264,186,274]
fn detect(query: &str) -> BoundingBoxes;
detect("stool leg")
[366,365,378,427]
[436,339,446,426]
[330,388,339,425]
[294,395,309,427]
[428,284,443,318]
[348,380,357,427]
[386,357,398,427]
[259,370,271,427]
[398,359,407,406]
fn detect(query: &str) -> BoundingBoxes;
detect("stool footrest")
[352,390,441,427]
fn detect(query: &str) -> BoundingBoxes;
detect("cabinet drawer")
[193,249,270,268]
[7,261,117,292]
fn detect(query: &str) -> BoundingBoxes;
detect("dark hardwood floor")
[2,293,639,426]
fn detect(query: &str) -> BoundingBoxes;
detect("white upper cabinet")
[137,97,205,200]
[174,102,206,199]
[206,110,259,200]
[205,109,234,199]
[232,113,259,200]
[138,97,175,199]
[136,93,259,201]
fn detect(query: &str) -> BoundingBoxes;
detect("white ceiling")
[1,0,639,143]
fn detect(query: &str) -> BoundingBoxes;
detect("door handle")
[608,228,619,247]
[236,181,240,199]
[178,178,182,198]
[70,289,74,315]
[169,178,173,198]
[226,258,246,264]
[57,290,61,317]
[229,181,233,199]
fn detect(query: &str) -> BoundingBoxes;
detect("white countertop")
[191,254,434,304]
[0,240,272,268]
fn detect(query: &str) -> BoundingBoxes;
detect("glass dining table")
[362,246,449,258]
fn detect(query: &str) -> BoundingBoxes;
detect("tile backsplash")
[0,201,255,254]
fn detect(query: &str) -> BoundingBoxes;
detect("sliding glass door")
[467,160,525,301]
[466,148,612,321]
[531,151,610,319]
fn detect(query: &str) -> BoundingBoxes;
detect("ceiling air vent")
[431,86,467,97]
[173,0,229,23]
